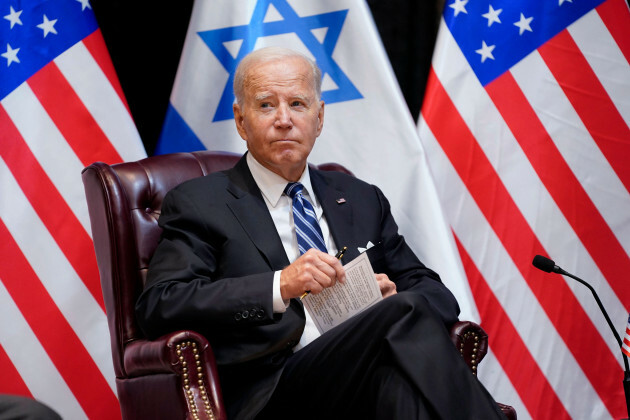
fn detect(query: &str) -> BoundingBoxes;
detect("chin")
[268,153,307,175]
[273,156,305,169]
[272,148,307,162]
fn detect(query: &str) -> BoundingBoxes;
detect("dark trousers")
[258,292,506,419]
[0,395,61,420]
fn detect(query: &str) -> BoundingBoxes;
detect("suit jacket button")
[241,310,249,319]
[249,308,257,317]
[257,309,265,319]
[234,312,242,321]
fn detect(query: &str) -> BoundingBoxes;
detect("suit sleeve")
[135,187,278,340]
[373,185,461,326]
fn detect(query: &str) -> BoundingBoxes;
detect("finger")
[376,274,397,298]
[294,249,345,290]
[318,251,346,283]
[305,249,345,285]
[379,282,396,298]
[305,280,324,295]
[375,273,391,281]
[298,250,334,280]
[310,264,338,289]
[377,279,390,292]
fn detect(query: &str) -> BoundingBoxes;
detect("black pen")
[300,246,347,300]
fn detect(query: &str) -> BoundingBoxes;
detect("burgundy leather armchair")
[82,150,515,419]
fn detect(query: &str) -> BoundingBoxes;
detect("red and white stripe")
[623,323,630,358]
[0,29,145,419]
[418,0,630,418]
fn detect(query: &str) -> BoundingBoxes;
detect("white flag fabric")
[0,0,146,418]
[419,0,630,418]
[157,0,478,322]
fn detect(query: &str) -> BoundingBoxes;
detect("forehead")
[244,57,315,98]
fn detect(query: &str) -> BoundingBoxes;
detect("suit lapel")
[225,156,290,271]
[310,168,355,257]
[224,160,359,270]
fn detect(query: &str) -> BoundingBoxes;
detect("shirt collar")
[246,152,319,209]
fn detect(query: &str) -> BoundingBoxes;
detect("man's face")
[233,56,324,181]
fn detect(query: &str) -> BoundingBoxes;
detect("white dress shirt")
[246,153,338,350]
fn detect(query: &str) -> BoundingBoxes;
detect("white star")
[1,43,20,67]
[559,0,573,5]
[37,15,58,38]
[449,0,469,17]
[514,13,534,35]
[482,5,502,27]
[76,0,92,11]
[475,41,495,63]
[4,6,23,29]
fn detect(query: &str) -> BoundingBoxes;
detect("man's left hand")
[376,273,397,298]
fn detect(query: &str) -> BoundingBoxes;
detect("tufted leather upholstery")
[82,150,515,419]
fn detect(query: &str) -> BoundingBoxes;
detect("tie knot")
[284,182,304,199]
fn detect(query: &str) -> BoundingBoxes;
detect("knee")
[376,292,451,332]
[381,291,432,315]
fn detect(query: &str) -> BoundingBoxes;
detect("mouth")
[272,139,298,144]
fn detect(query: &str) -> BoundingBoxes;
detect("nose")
[274,103,293,129]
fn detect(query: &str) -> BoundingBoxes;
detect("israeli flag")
[158,0,477,320]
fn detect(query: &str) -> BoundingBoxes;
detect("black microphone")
[532,254,563,274]
[532,255,630,419]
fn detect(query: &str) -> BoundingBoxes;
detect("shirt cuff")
[272,270,290,313]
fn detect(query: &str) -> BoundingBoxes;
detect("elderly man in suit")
[136,47,505,419]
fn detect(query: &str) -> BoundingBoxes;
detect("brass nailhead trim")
[458,331,479,376]
[177,341,216,420]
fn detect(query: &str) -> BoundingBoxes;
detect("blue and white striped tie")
[284,182,327,254]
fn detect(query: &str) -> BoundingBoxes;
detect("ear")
[316,101,325,137]
[233,103,248,140]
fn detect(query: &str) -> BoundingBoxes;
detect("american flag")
[623,315,630,358]
[419,0,630,418]
[0,0,145,418]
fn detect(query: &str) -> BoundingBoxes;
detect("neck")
[277,167,305,182]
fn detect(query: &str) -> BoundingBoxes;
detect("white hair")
[233,47,322,106]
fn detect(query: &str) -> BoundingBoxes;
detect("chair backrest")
[81,150,352,378]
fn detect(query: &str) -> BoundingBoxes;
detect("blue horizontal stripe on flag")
[155,103,207,155]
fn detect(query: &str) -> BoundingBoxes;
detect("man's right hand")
[280,249,346,300]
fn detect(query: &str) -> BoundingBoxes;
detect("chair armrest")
[449,320,489,376]
[123,330,226,420]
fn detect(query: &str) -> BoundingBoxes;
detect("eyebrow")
[291,95,310,103]
[254,93,273,102]
[253,93,311,103]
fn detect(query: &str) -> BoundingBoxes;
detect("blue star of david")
[198,0,363,122]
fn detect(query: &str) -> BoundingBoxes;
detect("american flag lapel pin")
[336,198,346,204]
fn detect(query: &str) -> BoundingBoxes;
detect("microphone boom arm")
[533,255,630,418]
[560,268,630,373]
